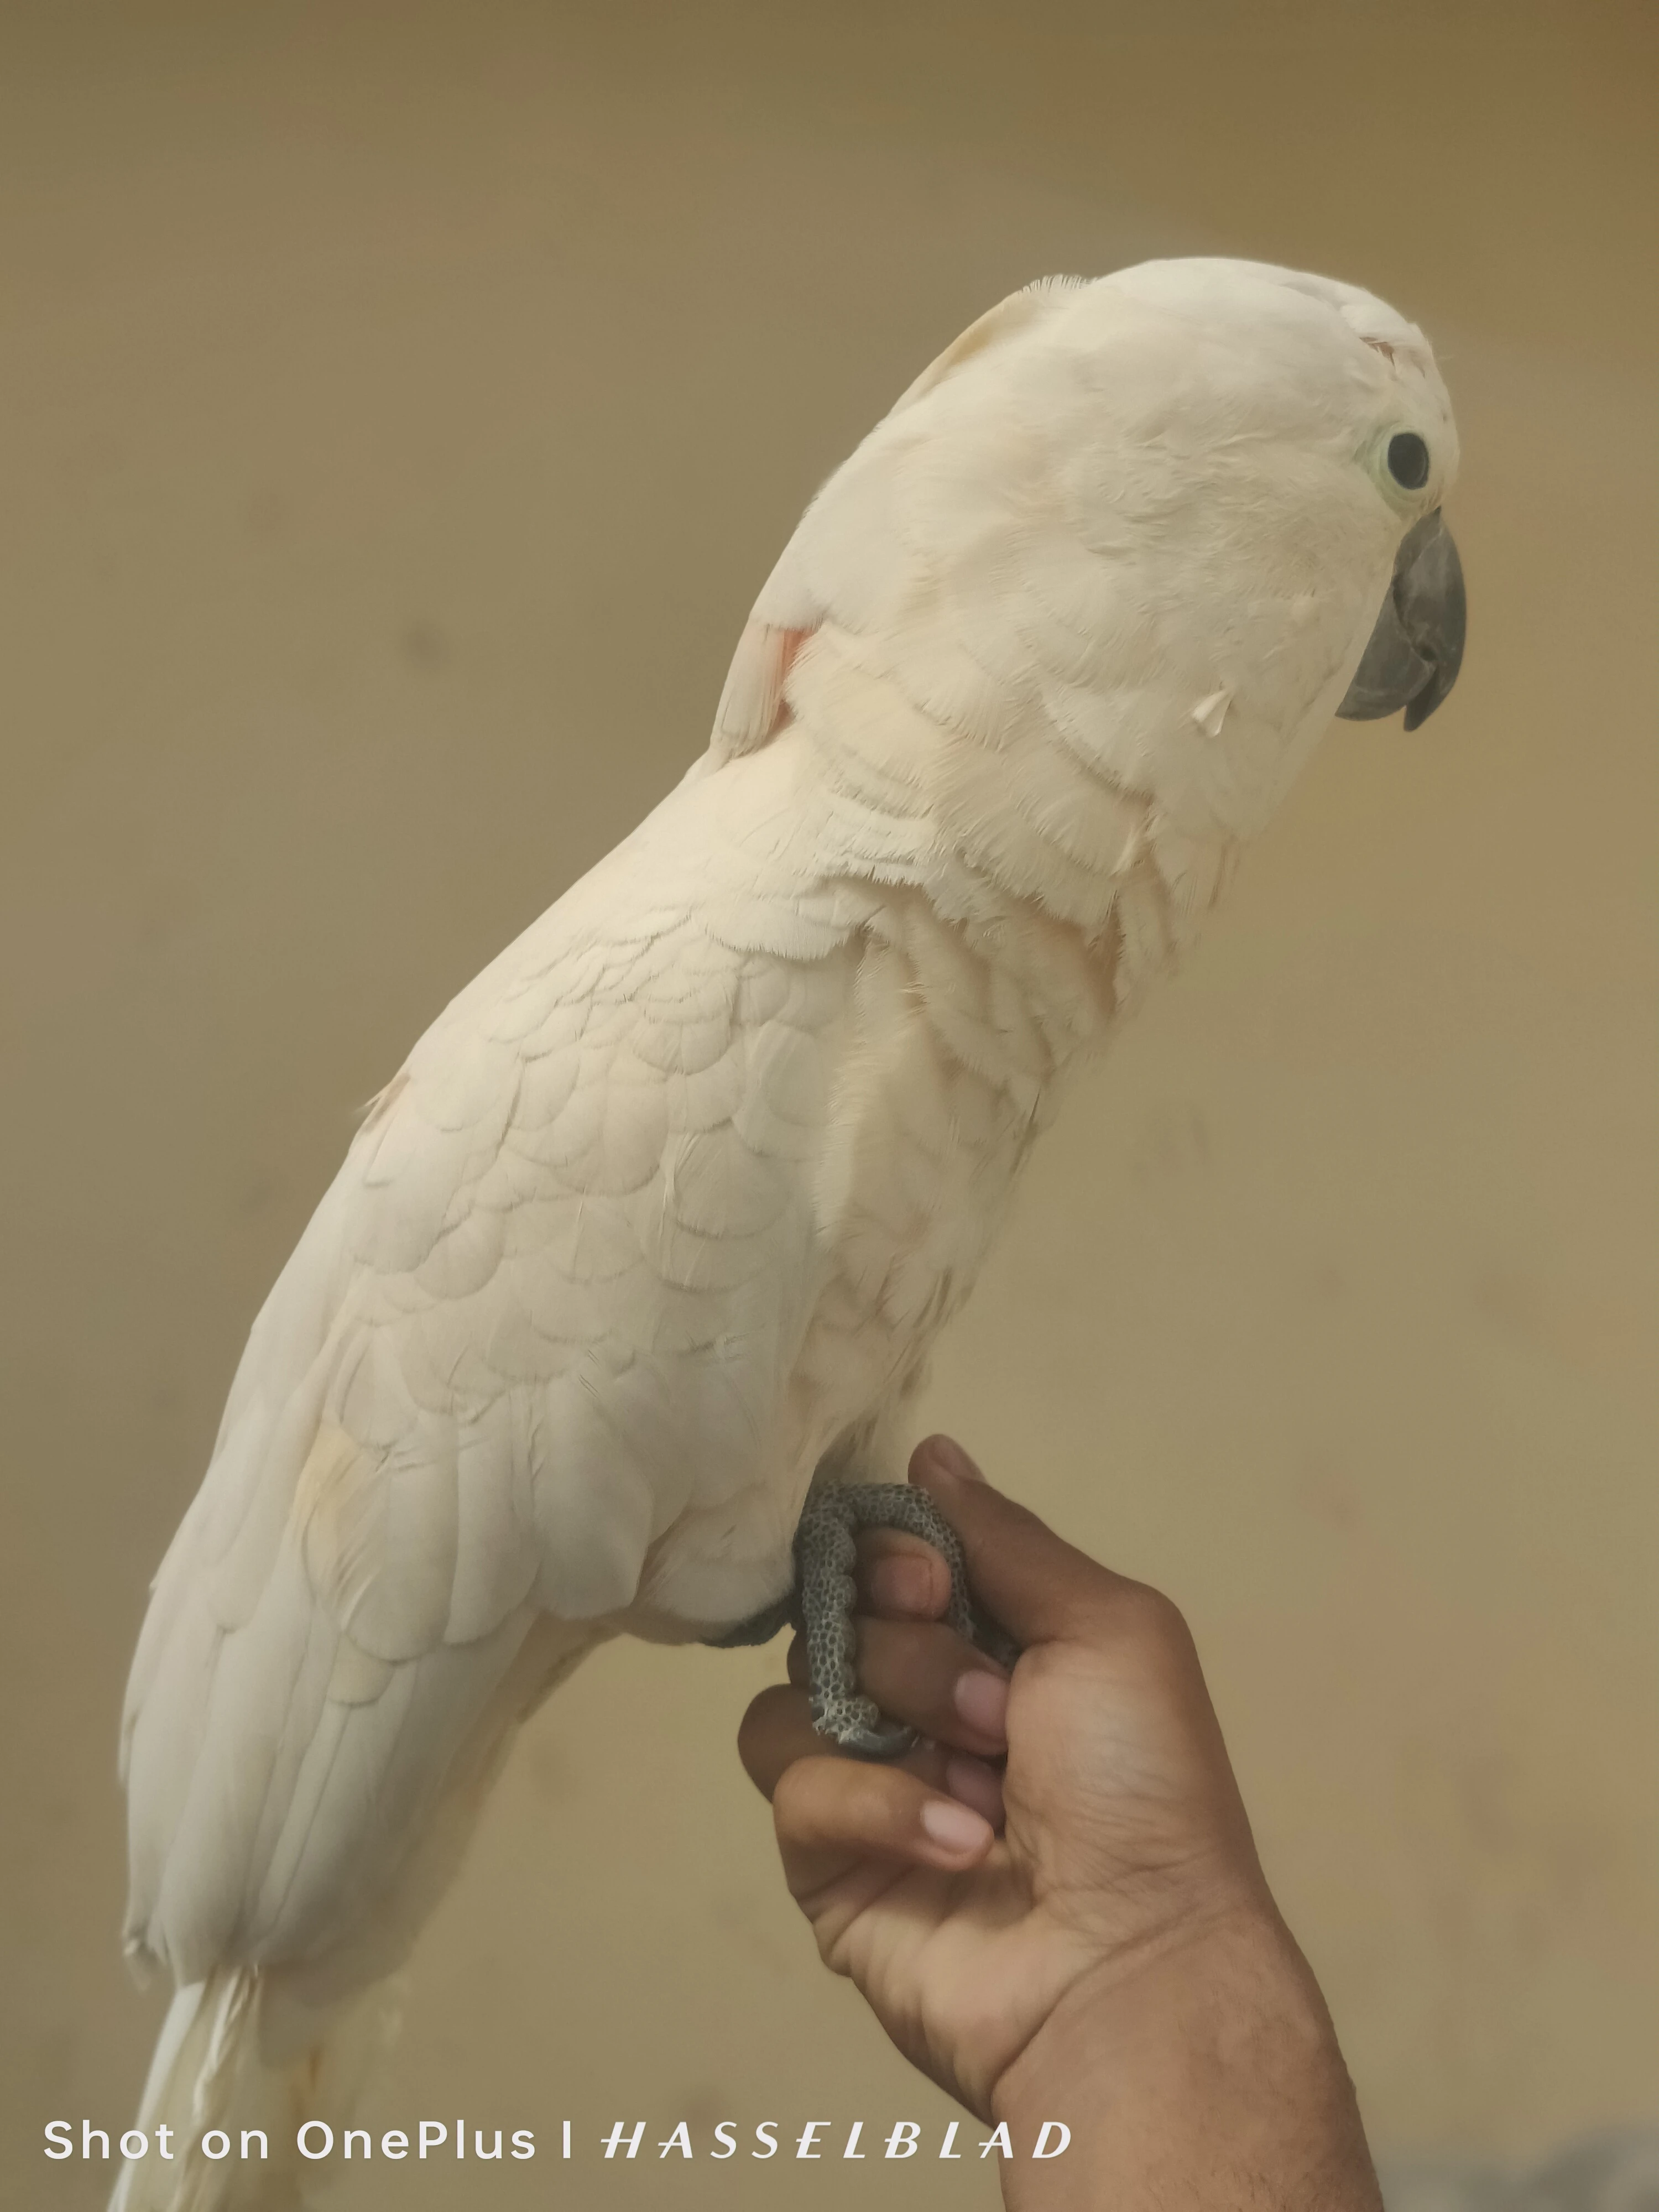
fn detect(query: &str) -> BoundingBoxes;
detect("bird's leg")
[700,1481,1018,1757]
[794,1482,1019,1760]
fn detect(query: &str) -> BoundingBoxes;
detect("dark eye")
[1386,431,1430,490]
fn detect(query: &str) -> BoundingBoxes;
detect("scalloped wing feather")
[121,766,867,1984]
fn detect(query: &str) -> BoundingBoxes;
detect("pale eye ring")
[1386,431,1430,491]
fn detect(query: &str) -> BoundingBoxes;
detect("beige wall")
[2,4,1653,2205]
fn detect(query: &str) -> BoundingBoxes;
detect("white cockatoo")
[112,257,1464,2209]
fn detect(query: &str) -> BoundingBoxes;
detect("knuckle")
[737,1686,798,1768]
[770,1754,820,1831]
[735,1709,770,1780]
[845,1766,900,1835]
[1118,1580,1193,1653]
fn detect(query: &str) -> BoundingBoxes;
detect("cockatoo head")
[718,256,1465,849]
[1073,258,1465,734]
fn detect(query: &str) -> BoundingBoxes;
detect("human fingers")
[854,1527,953,1621]
[772,1753,994,1907]
[855,1616,1009,1755]
[911,1439,1269,1906]
[739,1683,836,1799]
[740,1679,1008,1830]
[909,1434,1147,1648]
[778,1617,1008,1757]
[742,1683,948,1801]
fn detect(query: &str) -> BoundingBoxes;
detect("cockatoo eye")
[1386,431,1431,490]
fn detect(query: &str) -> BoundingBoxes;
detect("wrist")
[992,1901,1381,2211]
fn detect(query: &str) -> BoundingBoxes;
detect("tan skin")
[738,1435,1384,2211]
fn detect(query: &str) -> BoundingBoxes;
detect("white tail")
[109,1968,403,2212]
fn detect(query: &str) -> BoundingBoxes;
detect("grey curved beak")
[1337,508,1467,731]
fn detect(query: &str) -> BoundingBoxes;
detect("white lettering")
[796,2121,827,2159]
[121,2133,148,2161]
[1034,2121,1071,2158]
[43,2124,72,2161]
[979,2122,1013,2158]
[843,2121,865,2159]
[297,2122,333,2159]
[658,2124,693,2159]
[475,2130,503,2160]
[512,2130,536,2159]
[240,2131,267,2160]
[602,2122,645,2160]
[753,2122,779,2159]
[886,2122,920,2159]
[201,2132,230,2161]
[712,2122,737,2159]
[343,2131,371,2159]
[381,2131,408,2159]
[940,2121,961,2159]
[419,2123,447,2158]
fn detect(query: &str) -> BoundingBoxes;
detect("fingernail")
[920,1797,992,1855]
[953,1668,1009,1740]
[921,1435,984,1485]
[869,1557,933,1615]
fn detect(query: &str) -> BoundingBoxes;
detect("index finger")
[907,1434,1144,1648]
[855,1526,954,1621]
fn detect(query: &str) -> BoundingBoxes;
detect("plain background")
[2,2,1653,2205]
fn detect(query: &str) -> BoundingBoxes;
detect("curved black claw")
[795,1482,1018,1760]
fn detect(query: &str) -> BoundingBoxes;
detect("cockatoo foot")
[700,1484,1016,1756]
[794,1482,1018,1760]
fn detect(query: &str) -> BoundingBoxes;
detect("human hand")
[738,1436,1381,2209]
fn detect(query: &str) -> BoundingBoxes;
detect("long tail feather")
[109,1968,403,2212]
